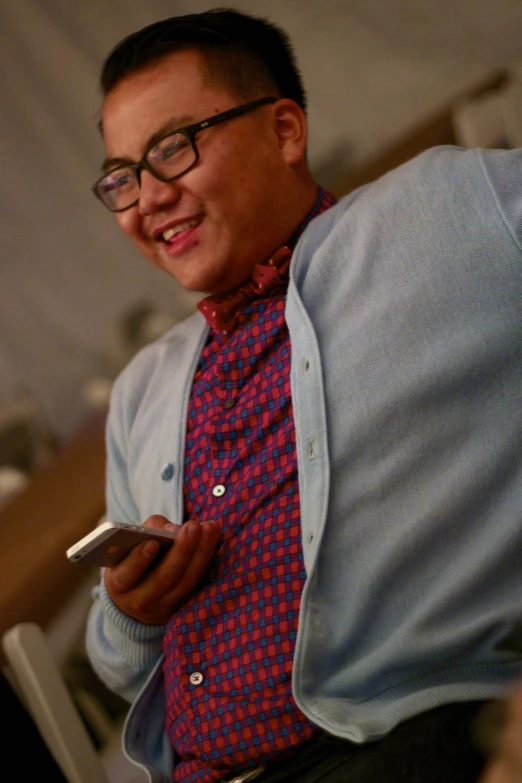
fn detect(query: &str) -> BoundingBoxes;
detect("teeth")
[162,219,199,242]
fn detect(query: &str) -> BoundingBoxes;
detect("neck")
[270,169,320,254]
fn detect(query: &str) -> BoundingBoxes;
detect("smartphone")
[66,520,178,567]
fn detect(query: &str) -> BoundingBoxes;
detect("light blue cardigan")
[87,145,522,782]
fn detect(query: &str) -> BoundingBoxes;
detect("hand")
[479,684,522,783]
[103,514,221,624]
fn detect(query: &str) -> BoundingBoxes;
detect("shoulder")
[290,145,522,301]
[298,145,522,256]
[367,143,522,191]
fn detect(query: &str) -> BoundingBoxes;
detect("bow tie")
[197,246,292,334]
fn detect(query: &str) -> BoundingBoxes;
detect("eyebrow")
[100,114,194,172]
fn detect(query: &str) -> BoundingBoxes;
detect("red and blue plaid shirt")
[163,188,337,782]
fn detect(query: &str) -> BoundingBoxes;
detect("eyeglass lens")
[96,132,197,211]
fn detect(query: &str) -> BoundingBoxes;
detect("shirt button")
[161,463,174,481]
[223,398,236,410]
[212,484,226,497]
[190,672,204,685]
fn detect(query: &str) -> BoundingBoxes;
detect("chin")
[161,266,221,295]
[177,261,234,295]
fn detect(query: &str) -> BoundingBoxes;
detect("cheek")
[202,147,274,218]
[115,211,156,260]
[116,212,141,240]
[197,132,270,197]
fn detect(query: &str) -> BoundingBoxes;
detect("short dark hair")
[99,7,307,112]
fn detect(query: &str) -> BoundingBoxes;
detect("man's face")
[101,50,301,295]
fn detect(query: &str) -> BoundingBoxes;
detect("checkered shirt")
[164,188,337,782]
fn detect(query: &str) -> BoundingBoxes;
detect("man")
[86,8,522,783]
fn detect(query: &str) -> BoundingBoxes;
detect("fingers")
[104,518,221,624]
[153,519,220,599]
[142,514,176,531]
[105,514,180,591]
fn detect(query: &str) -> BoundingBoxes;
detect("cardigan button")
[161,463,174,481]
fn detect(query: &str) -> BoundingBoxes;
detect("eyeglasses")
[92,96,278,212]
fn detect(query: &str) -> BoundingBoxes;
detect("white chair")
[2,595,146,782]
[2,622,110,783]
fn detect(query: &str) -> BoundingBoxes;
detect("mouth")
[156,217,203,244]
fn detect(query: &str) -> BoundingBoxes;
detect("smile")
[160,218,202,243]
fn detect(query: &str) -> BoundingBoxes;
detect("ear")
[272,99,308,166]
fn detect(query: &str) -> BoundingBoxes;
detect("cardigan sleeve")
[85,372,165,703]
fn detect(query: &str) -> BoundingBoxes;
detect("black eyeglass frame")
[92,96,278,212]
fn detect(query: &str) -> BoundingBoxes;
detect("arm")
[84,386,166,702]
[85,374,220,702]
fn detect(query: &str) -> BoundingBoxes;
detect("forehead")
[101,49,237,155]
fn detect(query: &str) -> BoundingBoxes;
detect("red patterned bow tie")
[197,245,292,334]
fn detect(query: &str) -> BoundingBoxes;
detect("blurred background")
[2,0,522,464]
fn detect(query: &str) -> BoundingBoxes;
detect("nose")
[138,169,181,215]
